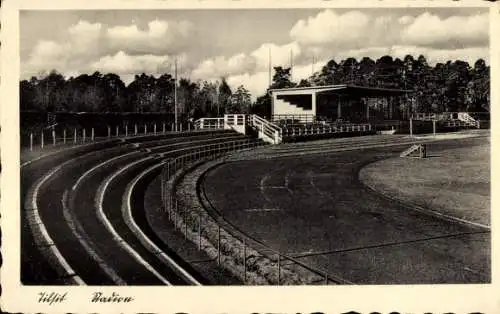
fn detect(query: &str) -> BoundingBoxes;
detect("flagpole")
[268,46,272,87]
[174,57,178,131]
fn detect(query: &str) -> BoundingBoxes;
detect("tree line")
[254,55,489,118]
[21,54,489,121]
[20,72,252,121]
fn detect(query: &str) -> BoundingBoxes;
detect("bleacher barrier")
[159,139,348,285]
[195,114,282,144]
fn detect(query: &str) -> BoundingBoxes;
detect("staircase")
[457,112,479,128]
[400,144,423,158]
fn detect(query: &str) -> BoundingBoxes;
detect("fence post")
[217,225,221,265]
[188,123,191,131]
[324,273,328,285]
[135,124,138,136]
[83,129,86,143]
[154,123,157,135]
[198,214,202,250]
[30,133,33,151]
[180,123,183,132]
[409,118,413,137]
[108,126,111,139]
[163,122,166,134]
[168,195,172,220]
[52,129,56,146]
[91,128,95,142]
[277,254,281,285]
[74,128,77,144]
[243,238,247,283]
[116,125,119,137]
[433,120,436,137]
[174,199,178,229]
[41,131,44,149]
[63,129,66,144]
[144,124,147,135]
[171,123,174,132]
[184,207,188,239]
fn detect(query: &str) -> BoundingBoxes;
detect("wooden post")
[41,131,44,149]
[198,214,202,250]
[83,129,86,143]
[433,120,436,137]
[409,118,413,137]
[125,125,128,137]
[135,124,138,136]
[108,126,111,139]
[154,123,157,135]
[175,199,178,229]
[63,129,66,144]
[144,124,147,135]
[243,238,247,283]
[91,128,95,142]
[30,133,33,151]
[52,129,56,146]
[180,123,183,132]
[116,125,119,137]
[277,254,281,285]
[163,122,166,134]
[217,225,221,265]
[184,207,187,239]
[74,128,77,144]
[325,273,328,285]
[171,123,174,132]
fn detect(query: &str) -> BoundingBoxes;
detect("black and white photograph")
[1,0,499,313]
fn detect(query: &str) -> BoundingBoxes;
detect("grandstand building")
[269,84,413,123]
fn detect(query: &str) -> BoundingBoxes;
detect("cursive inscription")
[91,292,134,303]
[38,292,67,305]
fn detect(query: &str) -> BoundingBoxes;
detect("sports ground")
[201,134,490,284]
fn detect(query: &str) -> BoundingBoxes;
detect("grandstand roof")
[269,84,413,97]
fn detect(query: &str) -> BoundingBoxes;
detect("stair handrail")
[250,114,282,144]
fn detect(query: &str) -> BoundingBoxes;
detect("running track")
[202,135,490,284]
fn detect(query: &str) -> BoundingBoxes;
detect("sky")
[20,8,489,99]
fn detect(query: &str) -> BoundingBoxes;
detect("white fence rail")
[249,114,282,144]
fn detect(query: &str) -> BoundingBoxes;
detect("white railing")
[194,117,225,130]
[249,114,282,144]
[411,112,438,121]
[282,123,372,137]
[272,114,316,124]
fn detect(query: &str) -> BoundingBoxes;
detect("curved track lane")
[202,136,490,284]
[23,130,246,284]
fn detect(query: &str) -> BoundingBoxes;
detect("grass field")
[359,140,490,226]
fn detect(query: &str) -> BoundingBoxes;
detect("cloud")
[290,10,370,47]
[191,53,256,80]
[226,71,270,101]
[24,40,70,76]
[290,9,488,56]
[106,19,193,55]
[22,10,489,99]
[191,41,301,81]
[91,51,189,75]
[67,20,103,54]
[402,12,488,47]
[22,19,191,80]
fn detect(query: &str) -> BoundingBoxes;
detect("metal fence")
[159,139,351,285]
[22,122,195,151]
